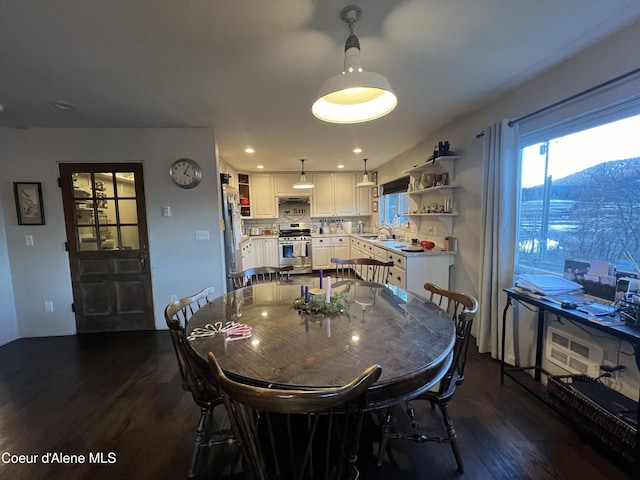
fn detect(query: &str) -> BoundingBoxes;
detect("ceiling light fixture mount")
[356,158,376,188]
[292,159,314,189]
[312,4,397,124]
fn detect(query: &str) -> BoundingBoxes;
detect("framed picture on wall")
[373,186,379,198]
[372,200,378,212]
[14,182,45,225]
[372,171,378,184]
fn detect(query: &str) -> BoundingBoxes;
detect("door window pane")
[116,172,136,197]
[78,226,98,251]
[70,170,141,251]
[120,226,140,250]
[118,199,138,224]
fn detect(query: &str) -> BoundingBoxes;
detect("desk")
[501,287,640,474]
[188,280,455,410]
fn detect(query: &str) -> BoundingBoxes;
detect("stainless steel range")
[278,222,312,274]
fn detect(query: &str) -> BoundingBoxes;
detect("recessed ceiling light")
[51,100,76,110]
[337,164,345,169]
[353,148,362,154]
[257,165,264,169]
[245,147,255,154]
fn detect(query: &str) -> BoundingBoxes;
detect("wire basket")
[547,375,636,463]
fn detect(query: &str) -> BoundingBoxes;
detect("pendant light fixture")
[292,159,314,189]
[312,5,397,124]
[356,158,376,188]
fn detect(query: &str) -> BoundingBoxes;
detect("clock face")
[170,158,202,189]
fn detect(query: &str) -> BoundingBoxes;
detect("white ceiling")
[2,1,640,172]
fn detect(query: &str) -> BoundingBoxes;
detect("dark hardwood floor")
[0,330,631,479]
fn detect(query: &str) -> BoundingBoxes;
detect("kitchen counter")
[312,233,455,257]
[241,234,278,244]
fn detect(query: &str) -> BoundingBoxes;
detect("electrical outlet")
[427,226,436,236]
[44,301,54,313]
[195,230,210,240]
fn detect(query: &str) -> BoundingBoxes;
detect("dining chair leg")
[376,407,393,466]
[188,406,209,478]
[438,402,464,473]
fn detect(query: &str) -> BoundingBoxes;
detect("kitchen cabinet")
[238,173,252,218]
[275,173,313,197]
[379,243,451,294]
[348,235,453,295]
[311,236,350,270]
[311,173,356,217]
[239,239,255,271]
[250,174,277,218]
[402,156,460,234]
[252,238,279,267]
[356,175,373,215]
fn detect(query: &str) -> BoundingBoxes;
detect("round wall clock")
[169,158,203,189]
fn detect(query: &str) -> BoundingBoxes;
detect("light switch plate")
[195,230,210,240]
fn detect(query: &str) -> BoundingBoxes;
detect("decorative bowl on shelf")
[240,198,249,205]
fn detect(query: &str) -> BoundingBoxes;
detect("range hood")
[278,196,310,204]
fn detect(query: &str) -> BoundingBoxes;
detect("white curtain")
[476,119,519,359]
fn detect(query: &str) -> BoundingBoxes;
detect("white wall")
[0,128,225,343]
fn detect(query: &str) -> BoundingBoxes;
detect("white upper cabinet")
[250,173,277,218]
[334,174,356,216]
[275,173,313,196]
[311,173,356,217]
[356,174,373,215]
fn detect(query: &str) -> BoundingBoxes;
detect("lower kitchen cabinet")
[252,238,279,267]
[348,236,453,295]
[239,240,255,271]
[377,246,452,294]
[311,236,350,270]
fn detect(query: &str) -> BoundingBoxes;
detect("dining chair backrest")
[165,286,218,406]
[208,351,382,480]
[331,257,394,284]
[228,265,294,290]
[423,282,479,389]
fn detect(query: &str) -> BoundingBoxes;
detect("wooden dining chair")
[164,287,234,478]
[228,265,294,290]
[208,351,382,480]
[376,283,478,473]
[331,257,394,284]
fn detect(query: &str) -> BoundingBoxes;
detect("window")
[379,192,409,226]
[72,171,140,251]
[517,113,640,276]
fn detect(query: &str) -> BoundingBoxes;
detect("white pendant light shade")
[312,71,397,124]
[293,159,314,189]
[312,5,397,124]
[356,158,376,188]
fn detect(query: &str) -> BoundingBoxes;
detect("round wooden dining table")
[187,280,455,410]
